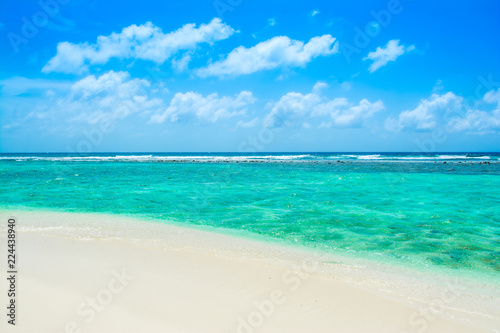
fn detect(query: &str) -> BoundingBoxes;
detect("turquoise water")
[0,153,499,280]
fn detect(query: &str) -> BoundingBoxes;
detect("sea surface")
[1,152,499,281]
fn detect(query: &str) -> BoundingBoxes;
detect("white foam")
[0,153,497,162]
[356,154,383,160]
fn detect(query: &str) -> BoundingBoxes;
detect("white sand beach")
[0,211,498,333]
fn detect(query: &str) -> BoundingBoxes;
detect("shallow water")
[1,153,499,281]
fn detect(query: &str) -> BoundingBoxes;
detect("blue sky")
[1,0,499,152]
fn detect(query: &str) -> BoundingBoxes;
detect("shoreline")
[3,205,499,285]
[0,210,498,332]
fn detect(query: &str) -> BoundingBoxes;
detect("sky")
[0,0,499,153]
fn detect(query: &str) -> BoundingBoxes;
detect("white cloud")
[268,18,277,26]
[42,18,235,74]
[363,39,415,73]
[312,81,329,93]
[484,88,500,105]
[327,99,384,127]
[447,88,500,133]
[197,34,338,77]
[171,53,192,72]
[447,110,500,133]
[0,71,163,131]
[150,91,256,123]
[263,84,383,128]
[234,117,260,130]
[386,89,500,133]
[263,92,321,128]
[386,92,462,131]
[311,10,320,17]
[63,71,163,123]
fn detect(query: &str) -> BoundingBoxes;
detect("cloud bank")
[42,18,235,74]
[386,89,500,133]
[197,35,338,77]
[149,91,256,123]
[263,83,384,128]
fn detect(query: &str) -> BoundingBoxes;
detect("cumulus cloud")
[263,83,384,128]
[363,39,415,73]
[447,109,500,133]
[386,89,500,133]
[61,71,163,124]
[150,91,256,123]
[171,53,192,72]
[447,88,500,133]
[42,18,235,74]
[386,92,462,131]
[0,71,163,131]
[321,99,384,127]
[197,34,338,77]
[312,81,329,93]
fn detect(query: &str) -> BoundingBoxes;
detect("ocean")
[1,152,499,282]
